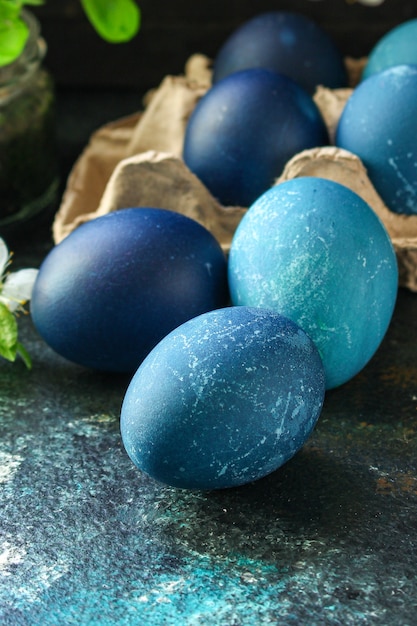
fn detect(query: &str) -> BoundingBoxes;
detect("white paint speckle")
[0,452,23,484]
[0,543,26,574]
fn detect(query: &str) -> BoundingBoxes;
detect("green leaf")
[0,1,43,15]
[0,1,45,66]
[16,341,32,369]
[0,303,33,368]
[0,12,29,66]
[0,1,24,14]
[0,302,18,362]
[80,0,141,43]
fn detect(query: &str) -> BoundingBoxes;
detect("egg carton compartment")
[53,54,417,292]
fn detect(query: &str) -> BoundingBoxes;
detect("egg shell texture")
[120,306,325,490]
[336,64,417,215]
[30,208,229,372]
[228,178,398,390]
[183,68,329,207]
[212,11,347,93]
[363,18,417,79]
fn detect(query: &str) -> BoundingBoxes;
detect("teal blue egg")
[363,18,417,79]
[336,64,417,215]
[228,177,398,390]
[120,306,325,490]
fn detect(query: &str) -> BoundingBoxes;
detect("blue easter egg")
[183,68,328,207]
[120,306,325,490]
[228,178,398,390]
[363,18,417,80]
[336,64,417,215]
[31,208,229,372]
[213,11,347,94]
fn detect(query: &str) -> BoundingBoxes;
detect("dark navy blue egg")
[228,178,398,390]
[30,208,229,372]
[212,11,347,93]
[363,18,417,80]
[336,64,417,215]
[120,306,325,490]
[183,68,329,207]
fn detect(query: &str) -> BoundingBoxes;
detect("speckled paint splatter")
[1,294,417,625]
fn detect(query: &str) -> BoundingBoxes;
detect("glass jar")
[0,9,59,235]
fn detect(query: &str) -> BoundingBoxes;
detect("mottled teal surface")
[1,243,417,624]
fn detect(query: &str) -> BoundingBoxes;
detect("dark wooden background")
[32,0,417,93]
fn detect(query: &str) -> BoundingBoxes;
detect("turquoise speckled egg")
[363,18,417,80]
[336,64,417,215]
[228,177,398,390]
[120,306,325,490]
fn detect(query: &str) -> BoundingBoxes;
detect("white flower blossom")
[0,238,38,313]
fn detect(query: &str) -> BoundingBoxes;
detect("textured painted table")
[1,234,417,625]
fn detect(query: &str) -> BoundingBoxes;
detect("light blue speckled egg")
[336,64,417,215]
[363,18,417,80]
[120,306,325,490]
[228,177,398,390]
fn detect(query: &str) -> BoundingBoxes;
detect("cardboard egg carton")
[53,54,417,291]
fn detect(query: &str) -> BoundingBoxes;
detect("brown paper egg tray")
[53,55,417,292]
